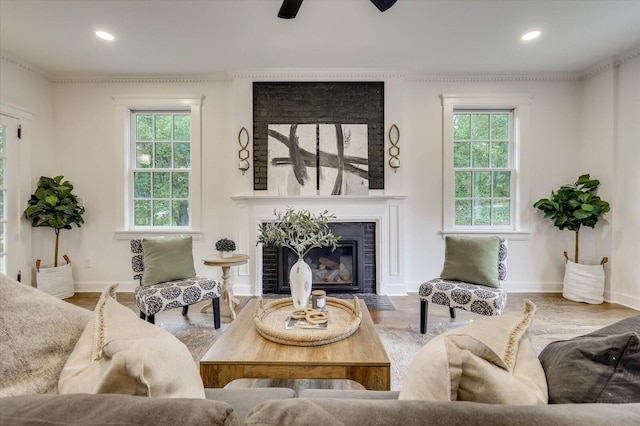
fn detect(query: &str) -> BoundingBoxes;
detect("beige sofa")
[1,274,639,425]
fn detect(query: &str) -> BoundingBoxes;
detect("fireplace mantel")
[229,194,406,296]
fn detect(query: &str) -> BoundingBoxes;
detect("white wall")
[611,54,640,309]
[5,57,638,309]
[42,72,586,297]
[50,79,235,290]
[0,55,56,285]
[401,78,582,292]
[579,66,615,295]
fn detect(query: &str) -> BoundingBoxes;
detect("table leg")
[221,265,239,319]
[201,264,239,319]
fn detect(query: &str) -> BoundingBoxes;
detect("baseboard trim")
[608,290,640,311]
[404,281,564,294]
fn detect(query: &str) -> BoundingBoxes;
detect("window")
[441,94,531,238]
[113,96,202,237]
[452,111,513,226]
[131,111,191,227]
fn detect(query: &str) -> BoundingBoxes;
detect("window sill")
[114,229,204,240]
[440,229,530,241]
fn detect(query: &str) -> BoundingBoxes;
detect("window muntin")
[130,111,191,227]
[452,110,513,227]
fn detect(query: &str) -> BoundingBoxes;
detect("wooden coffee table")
[200,298,391,390]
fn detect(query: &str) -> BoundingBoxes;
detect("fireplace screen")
[278,240,361,293]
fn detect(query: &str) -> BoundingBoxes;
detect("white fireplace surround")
[230,194,406,296]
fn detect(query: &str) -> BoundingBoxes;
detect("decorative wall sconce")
[388,124,400,172]
[238,127,250,175]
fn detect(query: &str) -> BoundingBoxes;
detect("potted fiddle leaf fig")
[257,208,340,309]
[533,174,610,303]
[24,176,85,298]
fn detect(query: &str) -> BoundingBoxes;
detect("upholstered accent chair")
[130,238,222,328]
[419,237,508,334]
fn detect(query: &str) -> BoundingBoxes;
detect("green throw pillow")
[440,236,500,287]
[141,236,196,286]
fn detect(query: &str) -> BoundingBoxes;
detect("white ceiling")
[1,0,640,77]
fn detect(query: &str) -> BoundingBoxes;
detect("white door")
[0,115,20,279]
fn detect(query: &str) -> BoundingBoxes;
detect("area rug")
[376,322,470,390]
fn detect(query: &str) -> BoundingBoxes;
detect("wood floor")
[66,291,638,335]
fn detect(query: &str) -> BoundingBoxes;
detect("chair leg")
[449,307,456,319]
[147,315,155,324]
[182,305,189,316]
[420,300,428,334]
[213,298,221,329]
[140,311,146,321]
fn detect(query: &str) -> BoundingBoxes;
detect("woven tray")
[254,296,362,346]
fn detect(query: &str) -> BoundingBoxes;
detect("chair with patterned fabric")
[419,236,508,334]
[130,237,221,328]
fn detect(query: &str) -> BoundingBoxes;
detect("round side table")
[202,253,249,320]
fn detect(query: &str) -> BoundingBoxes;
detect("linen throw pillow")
[0,273,92,396]
[141,236,196,286]
[399,299,548,405]
[539,315,640,403]
[440,236,501,287]
[58,283,205,398]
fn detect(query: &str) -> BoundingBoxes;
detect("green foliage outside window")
[453,112,511,226]
[133,112,191,227]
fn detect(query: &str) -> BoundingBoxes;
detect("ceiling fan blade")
[370,0,397,12]
[278,0,303,19]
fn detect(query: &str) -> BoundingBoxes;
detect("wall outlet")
[85,257,92,268]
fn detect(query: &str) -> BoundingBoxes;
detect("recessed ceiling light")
[95,31,115,41]
[521,31,541,41]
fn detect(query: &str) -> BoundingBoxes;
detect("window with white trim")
[113,95,202,236]
[452,110,513,226]
[130,111,191,227]
[441,94,531,238]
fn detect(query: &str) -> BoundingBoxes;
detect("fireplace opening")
[278,238,362,293]
[263,222,376,294]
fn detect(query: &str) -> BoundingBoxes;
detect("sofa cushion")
[539,315,640,403]
[58,283,205,398]
[0,393,237,426]
[244,398,640,426]
[399,299,547,404]
[440,236,501,287]
[141,236,196,286]
[0,273,91,396]
[205,387,295,424]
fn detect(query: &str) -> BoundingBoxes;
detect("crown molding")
[0,50,52,81]
[51,73,232,83]
[405,73,580,83]
[580,44,640,80]
[228,68,406,80]
[580,58,616,80]
[615,44,640,67]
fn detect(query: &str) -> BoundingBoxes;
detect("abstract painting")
[267,124,317,195]
[267,123,369,196]
[319,124,369,195]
